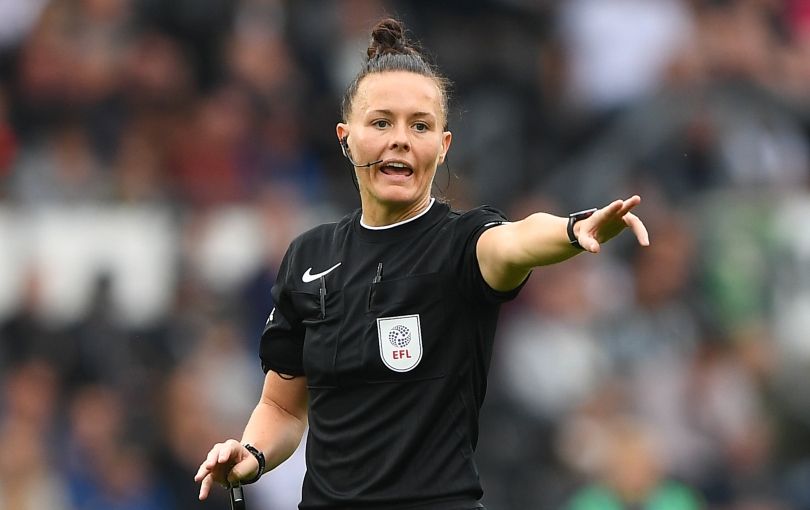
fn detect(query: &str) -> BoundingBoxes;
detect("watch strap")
[242,443,266,484]
[567,208,597,250]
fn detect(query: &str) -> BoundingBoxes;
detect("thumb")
[581,235,600,253]
[227,457,259,485]
[574,228,600,253]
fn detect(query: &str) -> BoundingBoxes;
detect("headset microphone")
[340,137,383,168]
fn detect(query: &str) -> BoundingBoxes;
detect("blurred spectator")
[63,384,168,510]
[167,84,256,208]
[9,121,109,206]
[557,0,694,113]
[479,249,611,509]
[497,254,608,422]
[563,416,703,510]
[158,369,231,509]
[0,361,71,509]
[601,214,699,372]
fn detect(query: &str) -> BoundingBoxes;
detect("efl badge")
[377,314,422,372]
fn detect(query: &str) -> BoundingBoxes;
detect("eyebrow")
[368,109,436,120]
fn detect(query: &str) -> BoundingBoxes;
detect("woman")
[196,18,649,509]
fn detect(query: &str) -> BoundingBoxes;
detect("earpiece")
[339,136,383,168]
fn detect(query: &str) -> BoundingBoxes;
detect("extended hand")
[194,439,259,500]
[573,195,649,253]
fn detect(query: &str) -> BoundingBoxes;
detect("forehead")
[352,71,443,118]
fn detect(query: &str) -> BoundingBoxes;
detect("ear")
[438,130,452,164]
[336,123,349,144]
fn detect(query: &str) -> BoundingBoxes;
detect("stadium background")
[0,0,809,508]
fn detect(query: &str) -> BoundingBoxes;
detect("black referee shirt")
[260,199,525,509]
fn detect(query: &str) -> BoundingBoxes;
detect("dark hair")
[340,18,451,129]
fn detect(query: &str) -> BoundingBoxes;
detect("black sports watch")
[242,443,266,484]
[567,208,597,250]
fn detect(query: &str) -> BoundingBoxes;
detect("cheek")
[356,133,383,155]
[419,137,445,162]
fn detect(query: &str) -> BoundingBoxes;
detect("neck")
[361,196,434,227]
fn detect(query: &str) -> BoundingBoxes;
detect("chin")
[369,182,416,202]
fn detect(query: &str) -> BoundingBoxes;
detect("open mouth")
[379,161,413,177]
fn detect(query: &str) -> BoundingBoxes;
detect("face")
[337,71,452,218]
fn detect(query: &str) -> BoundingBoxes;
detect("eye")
[413,122,429,132]
[373,119,390,129]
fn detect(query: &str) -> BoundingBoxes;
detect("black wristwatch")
[242,443,266,484]
[567,208,597,250]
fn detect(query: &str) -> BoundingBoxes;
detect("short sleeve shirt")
[260,200,526,510]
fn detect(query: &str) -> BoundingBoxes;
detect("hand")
[194,439,259,501]
[573,195,649,253]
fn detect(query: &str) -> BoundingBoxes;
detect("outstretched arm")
[195,370,308,500]
[477,195,649,292]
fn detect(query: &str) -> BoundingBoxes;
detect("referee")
[195,18,649,510]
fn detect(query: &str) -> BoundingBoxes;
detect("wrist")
[567,208,597,250]
[242,443,266,484]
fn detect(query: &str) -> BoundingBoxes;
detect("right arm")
[195,370,308,500]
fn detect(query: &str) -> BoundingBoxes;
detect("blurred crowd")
[0,0,809,509]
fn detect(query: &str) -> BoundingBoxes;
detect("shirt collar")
[360,198,436,230]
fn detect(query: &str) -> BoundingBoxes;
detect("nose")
[388,124,411,152]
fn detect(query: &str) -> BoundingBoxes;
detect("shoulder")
[445,204,511,237]
[278,210,358,277]
[449,204,509,223]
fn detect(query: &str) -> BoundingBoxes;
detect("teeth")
[387,162,408,168]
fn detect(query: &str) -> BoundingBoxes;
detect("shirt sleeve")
[451,205,529,304]
[259,246,306,376]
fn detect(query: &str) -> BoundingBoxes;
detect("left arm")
[477,195,649,292]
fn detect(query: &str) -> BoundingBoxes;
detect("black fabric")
[260,201,527,509]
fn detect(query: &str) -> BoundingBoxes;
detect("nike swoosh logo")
[302,262,342,283]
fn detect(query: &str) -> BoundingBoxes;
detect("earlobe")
[336,123,349,143]
[340,137,350,158]
[438,131,452,164]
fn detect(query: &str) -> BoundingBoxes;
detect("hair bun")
[367,18,410,59]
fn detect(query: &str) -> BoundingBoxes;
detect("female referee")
[195,17,649,510]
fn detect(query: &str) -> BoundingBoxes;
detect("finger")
[622,212,648,244]
[199,473,213,500]
[194,461,211,482]
[196,442,237,485]
[600,199,624,218]
[617,195,641,216]
[623,212,650,246]
[198,444,224,476]
[218,444,233,464]
[623,194,641,208]
[218,439,243,464]
[196,445,222,477]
